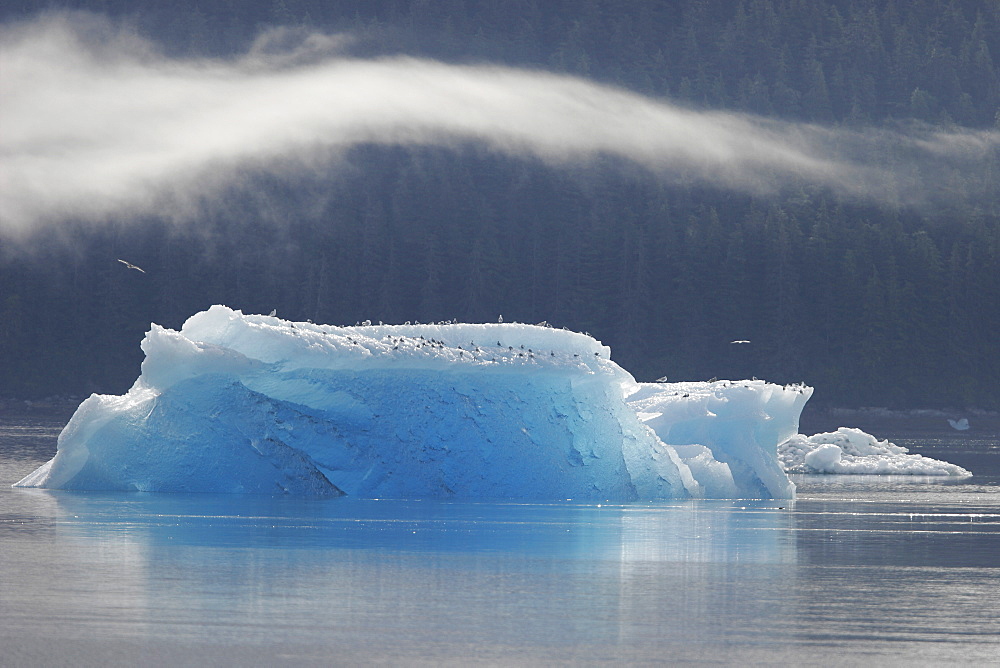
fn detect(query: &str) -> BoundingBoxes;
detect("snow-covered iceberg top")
[779,427,971,476]
[627,380,812,499]
[15,306,815,500]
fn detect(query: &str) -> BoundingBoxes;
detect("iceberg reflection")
[47,492,796,564]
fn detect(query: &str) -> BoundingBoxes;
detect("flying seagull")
[117,259,146,273]
[730,340,750,344]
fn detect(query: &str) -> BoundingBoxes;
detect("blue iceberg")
[16,306,812,500]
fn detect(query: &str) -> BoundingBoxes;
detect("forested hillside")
[1,0,998,408]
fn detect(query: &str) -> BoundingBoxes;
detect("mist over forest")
[1,0,998,409]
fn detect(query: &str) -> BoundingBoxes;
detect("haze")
[3,12,997,237]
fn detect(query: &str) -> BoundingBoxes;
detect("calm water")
[2,413,998,666]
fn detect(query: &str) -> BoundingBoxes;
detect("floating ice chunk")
[947,418,969,431]
[779,427,971,476]
[803,443,843,470]
[627,380,811,499]
[16,307,817,499]
[16,306,709,500]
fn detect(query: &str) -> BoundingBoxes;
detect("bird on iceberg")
[947,418,970,431]
[117,259,146,273]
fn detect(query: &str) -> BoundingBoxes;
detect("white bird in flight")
[117,259,146,273]
[730,340,750,344]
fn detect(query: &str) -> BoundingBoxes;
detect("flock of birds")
[354,331,606,365]
[121,258,764,379]
[651,379,810,399]
[277,316,791,391]
[263,313,610,368]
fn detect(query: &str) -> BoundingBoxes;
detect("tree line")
[3,148,997,408]
[1,0,998,408]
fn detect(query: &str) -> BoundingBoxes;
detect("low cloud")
[2,13,997,237]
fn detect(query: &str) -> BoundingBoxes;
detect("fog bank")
[2,13,997,236]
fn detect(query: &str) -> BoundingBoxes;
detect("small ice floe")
[947,418,970,431]
[779,427,970,476]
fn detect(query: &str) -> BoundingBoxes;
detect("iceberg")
[778,427,971,476]
[16,306,813,500]
[627,381,811,499]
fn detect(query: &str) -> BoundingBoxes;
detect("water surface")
[2,413,998,666]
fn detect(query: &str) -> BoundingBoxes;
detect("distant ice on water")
[779,427,971,476]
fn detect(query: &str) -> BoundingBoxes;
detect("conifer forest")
[1,0,998,409]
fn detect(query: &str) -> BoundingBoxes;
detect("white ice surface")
[778,427,971,476]
[626,381,811,499]
[16,306,819,499]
